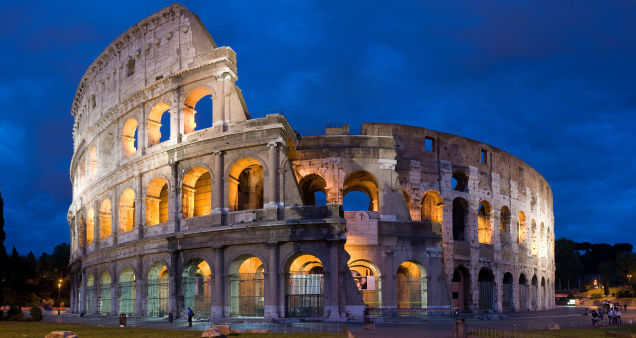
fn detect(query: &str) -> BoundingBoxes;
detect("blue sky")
[0,1,634,255]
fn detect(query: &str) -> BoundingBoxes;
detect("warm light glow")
[119,188,136,232]
[86,208,95,245]
[146,177,169,225]
[122,118,138,156]
[99,199,112,239]
[147,102,170,146]
[477,201,493,244]
[182,167,212,217]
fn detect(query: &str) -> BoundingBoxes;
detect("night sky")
[1,1,634,255]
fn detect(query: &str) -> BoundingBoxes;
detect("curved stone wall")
[67,4,554,320]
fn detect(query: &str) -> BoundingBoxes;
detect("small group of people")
[591,304,626,327]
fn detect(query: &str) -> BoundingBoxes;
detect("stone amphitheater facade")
[67,4,555,321]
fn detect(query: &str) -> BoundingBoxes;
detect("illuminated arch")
[477,201,493,244]
[229,255,265,317]
[348,259,382,308]
[86,208,95,245]
[228,158,264,211]
[182,167,211,218]
[343,170,379,211]
[88,146,97,179]
[182,259,212,319]
[421,191,442,223]
[122,118,138,157]
[119,189,136,233]
[285,253,324,317]
[499,206,511,244]
[147,262,169,317]
[146,177,169,225]
[397,261,427,309]
[99,199,112,239]
[147,102,171,146]
[184,87,214,134]
[99,270,112,315]
[118,267,136,316]
[298,174,327,206]
[517,211,527,243]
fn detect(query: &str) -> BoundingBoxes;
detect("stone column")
[173,89,183,142]
[92,269,99,314]
[93,200,100,250]
[213,74,226,126]
[495,270,503,312]
[135,256,144,317]
[265,242,279,319]
[136,175,144,239]
[171,161,181,232]
[325,240,341,320]
[211,246,224,319]
[110,192,118,246]
[264,142,280,211]
[80,270,87,314]
[80,216,86,256]
[111,265,118,315]
[213,151,225,224]
[139,104,147,155]
[169,251,180,318]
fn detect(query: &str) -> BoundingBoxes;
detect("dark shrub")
[7,305,22,321]
[30,306,42,321]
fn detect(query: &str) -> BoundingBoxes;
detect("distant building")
[67,4,555,320]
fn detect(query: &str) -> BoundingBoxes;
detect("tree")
[555,238,582,290]
[617,252,636,284]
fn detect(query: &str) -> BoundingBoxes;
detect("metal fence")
[230,273,264,317]
[285,273,324,317]
[479,281,494,311]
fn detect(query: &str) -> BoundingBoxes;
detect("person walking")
[599,308,604,322]
[186,307,194,327]
[624,303,628,313]
[617,308,622,326]
[609,307,615,326]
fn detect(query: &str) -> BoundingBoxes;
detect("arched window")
[86,208,95,245]
[184,88,213,134]
[298,174,327,206]
[451,170,468,192]
[502,272,513,311]
[518,274,529,311]
[452,198,468,241]
[146,178,169,225]
[99,271,112,315]
[147,262,169,317]
[343,171,379,211]
[452,266,471,312]
[147,103,171,146]
[229,255,264,317]
[477,201,493,244]
[286,254,324,317]
[88,146,98,180]
[99,199,112,239]
[86,274,95,314]
[119,189,136,233]
[517,211,527,243]
[499,206,511,245]
[228,159,264,211]
[182,259,212,319]
[119,267,136,316]
[421,191,442,222]
[182,167,212,217]
[531,275,538,310]
[397,261,427,309]
[349,260,382,308]
[478,268,495,311]
[122,118,138,157]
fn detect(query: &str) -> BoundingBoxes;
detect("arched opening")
[452,198,468,241]
[184,88,213,134]
[500,206,511,245]
[531,275,538,311]
[99,199,112,240]
[478,268,495,311]
[118,189,136,233]
[230,255,264,317]
[122,118,138,157]
[228,159,264,211]
[518,274,529,311]
[517,211,527,244]
[118,267,136,316]
[477,201,493,244]
[285,254,324,317]
[88,146,97,180]
[452,170,468,192]
[99,271,111,315]
[397,261,427,310]
[298,174,327,206]
[422,191,443,223]
[452,266,471,312]
[343,171,379,211]
[541,277,546,310]
[86,208,95,245]
[349,259,382,308]
[146,178,169,225]
[86,274,95,314]
[147,103,171,146]
[147,262,169,317]
[182,259,212,319]
[79,157,86,188]
[502,272,513,312]
[540,223,546,257]
[182,167,212,218]
[530,220,538,256]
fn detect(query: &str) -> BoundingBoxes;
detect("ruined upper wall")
[71,3,219,147]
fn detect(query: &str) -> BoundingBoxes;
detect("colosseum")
[67,4,555,321]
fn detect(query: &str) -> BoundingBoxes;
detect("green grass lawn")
[0,321,344,338]
[519,326,636,337]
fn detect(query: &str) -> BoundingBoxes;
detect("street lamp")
[628,274,632,285]
[57,279,62,316]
